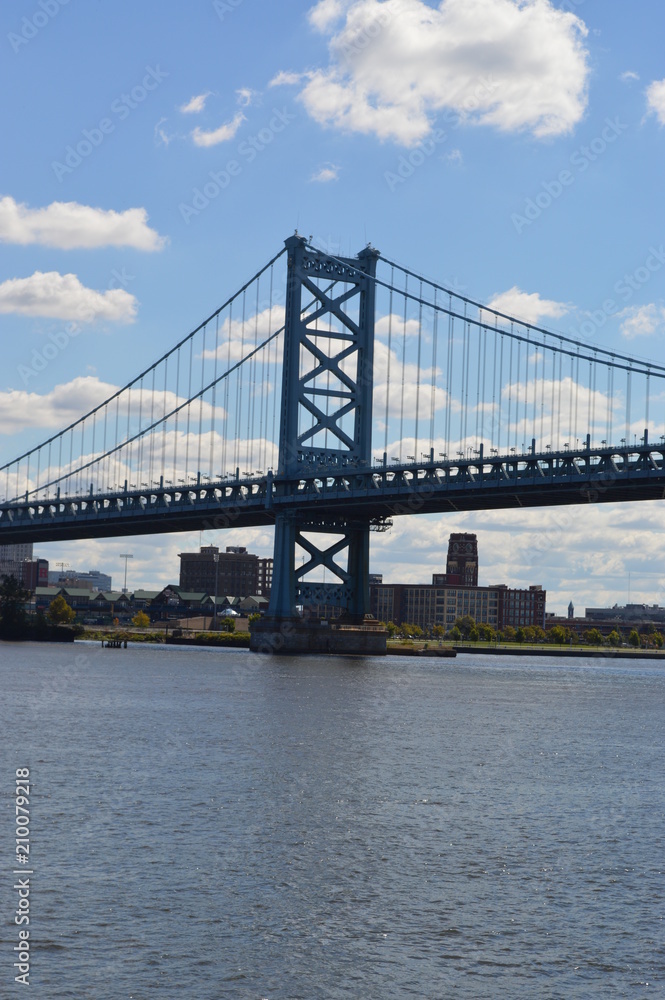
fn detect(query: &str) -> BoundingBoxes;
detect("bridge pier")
[249,234,387,655]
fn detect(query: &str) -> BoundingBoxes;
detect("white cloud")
[0,272,137,323]
[269,70,305,87]
[0,377,118,432]
[308,0,348,31]
[620,70,639,83]
[294,0,590,145]
[646,78,665,125]
[311,163,340,182]
[0,197,166,251]
[618,304,665,339]
[180,92,212,114]
[0,378,227,440]
[443,148,463,165]
[236,87,257,107]
[486,286,569,325]
[191,112,245,147]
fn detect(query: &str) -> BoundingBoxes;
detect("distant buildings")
[178,545,272,598]
[48,569,112,591]
[369,533,545,630]
[585,604,665,626]
[0,543,48,590]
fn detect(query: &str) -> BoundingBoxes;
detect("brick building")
[178,545,273,598]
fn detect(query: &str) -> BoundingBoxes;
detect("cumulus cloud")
[191,112,245,147]
[618,303,665,339]
[646,78,665,124]
[269,70,305,87]
[180,92,212,114]
[311,163,340,181]
[0,197,166,251]
[0,272,137,323]
[308,0,348,31]
[0,377,118,432]
[486,286,569,325]
[293,0,590,145]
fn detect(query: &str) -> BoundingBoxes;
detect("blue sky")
[1,0,665,613]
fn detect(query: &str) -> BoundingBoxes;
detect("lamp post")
[213,552,219,631]
[119,553,133,594]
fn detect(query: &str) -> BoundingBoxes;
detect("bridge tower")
[251,234,387,654]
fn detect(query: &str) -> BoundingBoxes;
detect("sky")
[1,0,665,615]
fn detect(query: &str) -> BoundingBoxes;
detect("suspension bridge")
[2,234,665,651]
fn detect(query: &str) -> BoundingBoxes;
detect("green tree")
[0,575,30,635]
[468,626,479,642]
[131,610,151,628]
[584,628,604,647]
[454,615,476,638]
[477,623,495,642]
[628,629,640,648]
[502,625,517,642]
[607,630,621,647]
[432,625,446,639]
[548,625,568,645]
[384,621,398,638]
[448,625,462,641]
[247,612,261,625]
[516,626,526,644]
[47,594,76,625]
[218,616,236,632]
[653,632,664,648]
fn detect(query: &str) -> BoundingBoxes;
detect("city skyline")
[1,2,664,614]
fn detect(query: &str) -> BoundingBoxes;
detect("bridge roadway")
[1,443,664,544]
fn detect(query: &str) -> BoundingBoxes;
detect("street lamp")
[213,553,219,630]
[119,554,133,594]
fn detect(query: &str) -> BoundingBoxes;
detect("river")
[1,641,663,998]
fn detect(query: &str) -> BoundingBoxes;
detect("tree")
[548,625,568,645]
[384,621,398,638]
[448,625,462,641]
[131,610,151,628]
[516,626,526,644]
[468,626,479,642]
[432,625,445,639]
[477,623,495,642]
[0,575,30,635]
[454,615,476,638]
[502,625,517,642]
[47,594,76,625]
[653,632,664,649]
[584,628,604,647]
[607,630,621,647]
[628,629,640,648]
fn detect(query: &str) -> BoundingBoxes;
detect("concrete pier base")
[249,617,387,656]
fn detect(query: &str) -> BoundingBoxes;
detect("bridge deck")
[1,445,663,544]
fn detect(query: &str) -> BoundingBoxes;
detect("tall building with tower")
[432,533,479,588]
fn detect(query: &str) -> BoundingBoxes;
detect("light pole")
[119,553,133,594]
[213,552,219,630]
